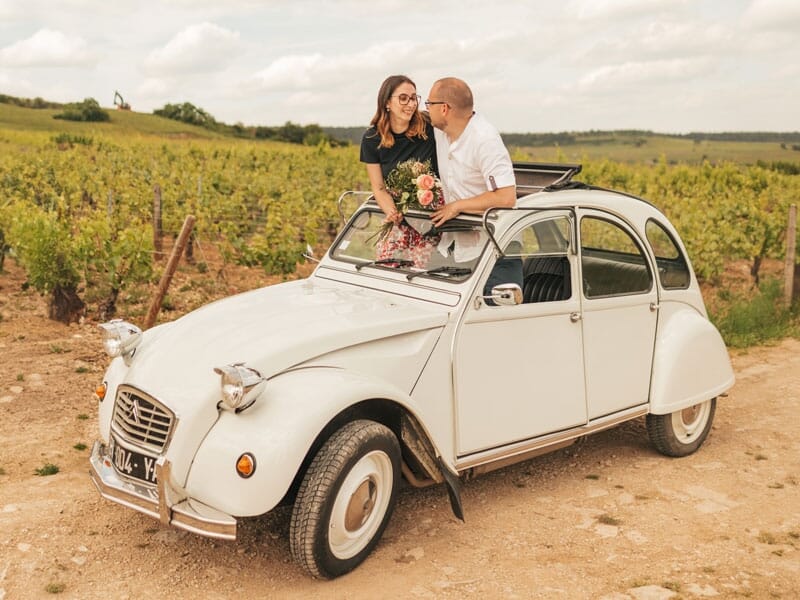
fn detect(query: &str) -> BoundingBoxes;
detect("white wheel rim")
[328,450,394,560]
[671,400,711,444]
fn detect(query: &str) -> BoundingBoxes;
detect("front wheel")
[647,398,716,457]
[289,420,400,579]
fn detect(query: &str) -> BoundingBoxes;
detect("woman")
[360,75,438,265]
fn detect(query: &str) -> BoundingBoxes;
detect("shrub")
[53,98,110,122]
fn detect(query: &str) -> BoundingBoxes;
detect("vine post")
[153,184,163,256]
[785,204,797,306]
[144,214,196,329]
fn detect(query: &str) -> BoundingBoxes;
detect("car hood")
[125,277,448,405]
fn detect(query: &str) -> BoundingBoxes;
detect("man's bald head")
[432,77,474,116]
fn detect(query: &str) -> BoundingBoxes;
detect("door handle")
[650,302,660,312]
[570,312,582,323]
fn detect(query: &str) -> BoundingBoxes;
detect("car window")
[645,219,691,289]
[580,217,653,298]
[330,207,488,282]
[506,216,572,303]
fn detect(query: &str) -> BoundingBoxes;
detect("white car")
[89,163,734,579]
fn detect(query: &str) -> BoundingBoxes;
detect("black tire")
[289,420,400,579]
[647,398,716,457]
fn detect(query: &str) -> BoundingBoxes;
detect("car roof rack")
[513,162,582,197]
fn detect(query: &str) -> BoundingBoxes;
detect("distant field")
[515,134,800,165]
[0,102,221,139]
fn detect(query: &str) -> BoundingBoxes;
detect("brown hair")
[369,75,428,148]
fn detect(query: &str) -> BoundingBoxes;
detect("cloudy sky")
[0,0,797,133]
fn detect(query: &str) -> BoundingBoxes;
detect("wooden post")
[785,204,797,306]
[153,184,163,255]
[144,215,196,329]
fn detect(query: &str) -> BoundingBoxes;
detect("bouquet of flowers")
[386,159,444,213]
[376,159,444,243]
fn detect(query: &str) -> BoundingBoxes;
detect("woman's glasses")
[392,94,421,105]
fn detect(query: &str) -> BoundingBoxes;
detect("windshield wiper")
[406,266,473,281]
[355,258,415,271]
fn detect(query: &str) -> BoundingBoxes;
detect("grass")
[34,463,59,476]
[597,514,622,526]
[710,278,799,348]
[45,583,66,594]
[513,132,800,165]
[77,413,89,420]
[73,443,87,451]
[0,102,220,139]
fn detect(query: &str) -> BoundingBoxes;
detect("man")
[425,77,521,298]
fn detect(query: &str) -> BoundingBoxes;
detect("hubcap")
[328,450,393,559]
[672,400,711,444]
[345,480,377,531]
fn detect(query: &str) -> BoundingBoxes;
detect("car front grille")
[111,386,175,453]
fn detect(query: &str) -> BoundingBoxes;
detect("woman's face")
[385,81,419,128]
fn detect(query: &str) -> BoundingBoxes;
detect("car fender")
[184,366,443,517]
[649,304,735,415]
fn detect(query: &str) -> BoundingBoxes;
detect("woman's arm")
[366,163,403,224]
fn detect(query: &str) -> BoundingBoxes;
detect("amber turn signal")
[236,453,256,478]
[95,382,107,402]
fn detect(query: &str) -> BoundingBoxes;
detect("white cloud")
[572,0,688,20]
[579,20,734,64]
[143,22,243,75]
[0,29,98,68]
[742,0,800,31]
[578,57,717,92]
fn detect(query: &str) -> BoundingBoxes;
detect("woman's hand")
[384,209,404,225]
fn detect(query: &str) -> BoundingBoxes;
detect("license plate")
[110,436,159,484]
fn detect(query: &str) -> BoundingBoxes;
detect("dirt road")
[1,260,799,599]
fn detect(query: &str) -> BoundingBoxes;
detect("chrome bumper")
[89,441,237,540]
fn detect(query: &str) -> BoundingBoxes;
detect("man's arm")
[430,185,515,227]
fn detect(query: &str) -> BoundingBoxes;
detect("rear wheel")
[289,420,400,579]
[647,398,716,457]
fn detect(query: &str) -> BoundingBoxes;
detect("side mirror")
[485,283,522,306]
[302,244,320,264]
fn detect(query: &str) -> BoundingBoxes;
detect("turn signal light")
[236,453,256,479]
[95,382,107,402]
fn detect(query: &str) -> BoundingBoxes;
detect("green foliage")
[53,98,110,122]
[9,207,81,294]
[0,93,62,109]
[52,132,93,147]
[154,101,217,129]
[710,278,798,347]
[35,463,60,476]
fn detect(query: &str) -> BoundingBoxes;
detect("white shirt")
[434,112,516,261]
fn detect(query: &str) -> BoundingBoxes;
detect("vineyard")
[1,119,799,332]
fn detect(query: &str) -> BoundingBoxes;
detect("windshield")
[330,207,490,282]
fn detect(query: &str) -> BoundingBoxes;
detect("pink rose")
[416,174,435,190]
[417,189,434,206]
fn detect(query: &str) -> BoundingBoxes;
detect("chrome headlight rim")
[99,319,142,365]
[213,363,265,412]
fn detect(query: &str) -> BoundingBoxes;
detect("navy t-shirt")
[360,121,438,179]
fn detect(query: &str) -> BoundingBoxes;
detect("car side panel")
[649,302,735,415]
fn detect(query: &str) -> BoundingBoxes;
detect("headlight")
[213,363,265,412]
[99,319,142,365]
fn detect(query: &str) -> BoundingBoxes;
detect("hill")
[0,101,222,139]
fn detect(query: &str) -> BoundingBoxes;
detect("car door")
[578,210,658,419]
[454,211,587,456]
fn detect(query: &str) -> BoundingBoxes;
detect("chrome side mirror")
[485,283,522,306]
[302,244,320,264]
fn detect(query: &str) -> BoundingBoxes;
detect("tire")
[289,420,400,579]
[647,398,716,457]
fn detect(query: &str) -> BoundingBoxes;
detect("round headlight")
[99,320,142,363]
[213,364,265,411]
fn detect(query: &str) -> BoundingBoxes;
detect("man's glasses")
[392,94,421,105]
[424,100,448,108]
